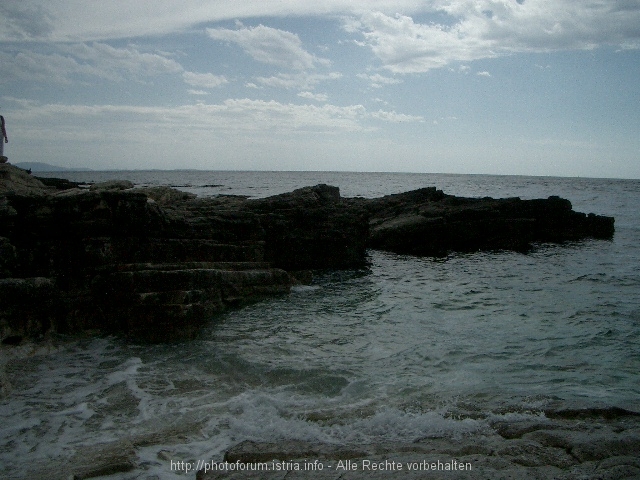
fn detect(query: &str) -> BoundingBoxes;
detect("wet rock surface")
[197,412,640,480]
[0,164,615,342]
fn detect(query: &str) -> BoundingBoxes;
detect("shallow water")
[2,172,639,478]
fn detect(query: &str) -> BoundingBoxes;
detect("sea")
[1,171,639,478]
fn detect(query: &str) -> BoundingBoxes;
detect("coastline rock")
[0,164,615,342]
[197,414,640,480]
[92,263,293,342]
[89,179,134,191]
[246,184,369,270]
[0,163,49,196]
[0,277,59,340]
[34,175,83,190]
[361,188,614,256]
[134,186,197,205]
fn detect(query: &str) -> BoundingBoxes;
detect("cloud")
[207,24,321,70]
[0,43,183,84]
[183,71,228,88]
[1,43,234,94]
[254,72,342,90]
[348,11,488,73]
[0,1,430,42]
[0,1,54,40]
[11,98,423,144]
[357,73,402,88]
[476,71,491,77]
[67,43,184,78]
[298,91,329,102]
[0,50,100,84]
[369,109,423,122]
[3,1,640,55]
[347,1,640,73]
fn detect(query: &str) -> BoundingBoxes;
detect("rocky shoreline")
[0,163,614,343]
[18,404,640,479]
[195,407,640,479]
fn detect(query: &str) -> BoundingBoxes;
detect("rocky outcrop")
[0,163,49,196]
[0,164,614,342]
[0,165,301,342]
[356,187,615,256]
[196,412,640,479]
[246,184,368,270]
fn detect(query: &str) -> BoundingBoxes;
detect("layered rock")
[246,184,368,270]
[357,187,615,256]
[0,165,300,342]
[0,164,615,342]
[197,409,640,480]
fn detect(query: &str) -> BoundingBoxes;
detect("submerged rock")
[0,164,615,342]
[196,413,640,480]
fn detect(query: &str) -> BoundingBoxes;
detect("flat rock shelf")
[0,163,614,342]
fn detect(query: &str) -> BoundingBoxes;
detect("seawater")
[1,172,639,479]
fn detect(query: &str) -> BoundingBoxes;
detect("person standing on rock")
[0,112,7,159]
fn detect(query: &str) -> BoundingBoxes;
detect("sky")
[1,0,639,178]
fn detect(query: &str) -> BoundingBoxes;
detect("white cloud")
[187,89,210,95]
[254,72,342,90]
[207,24,320,70]
[347,1,640,73]
[67,42,184,77]
[369,109,423,122]
[298,91,329,102]
[0,1,54,40]
[0,50,102,84]
[357,73,402,88]
[349,11,494,73]
[477,71,491,77]
[3,0,639,58]
[183,71,228,88]
[10,99,423,145]
[0,1,430,42]
[0,43,183,84]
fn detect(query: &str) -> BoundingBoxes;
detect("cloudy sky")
[1,0,639,177]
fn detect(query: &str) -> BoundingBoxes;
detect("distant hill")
[13,162,92,172]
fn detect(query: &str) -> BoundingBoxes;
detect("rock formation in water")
[353,187,614,256]
[192,407,640,480]
[0,163,614,342]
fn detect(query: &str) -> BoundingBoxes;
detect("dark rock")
[34,175,82,190]
[1,334,22,345]
[134,185,197,205]
[89,179,134,191]
[491,418,560,440]
[246,184,369,270]
[363,191,614,256]
[545,407,640,420]
[0,236,17,278]
[92,264,293,342]
[25,439,136,480]
[0,164,616,341]
[0,277,59,339]
[197,415,640,480]
[223,440,369,464]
